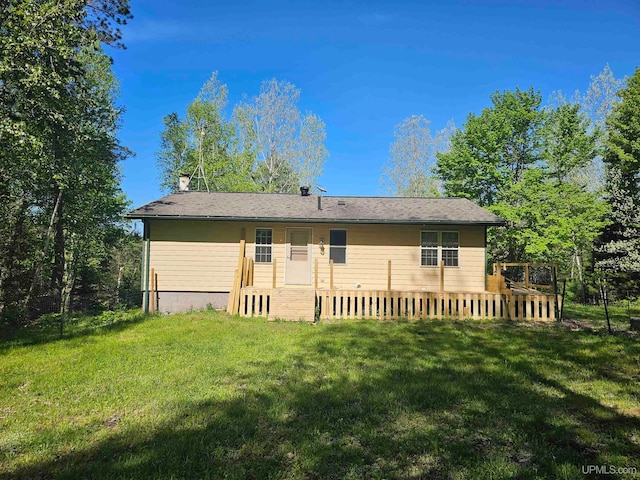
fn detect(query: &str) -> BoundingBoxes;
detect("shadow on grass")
[563,302,640,332]
[0,310,151,352]
[4,320,639,479]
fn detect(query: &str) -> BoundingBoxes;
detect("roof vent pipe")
[178,174,191,192]
[316,185,326,210]
[300,186,310,196]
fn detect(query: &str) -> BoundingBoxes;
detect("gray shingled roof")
[126,191,504,225]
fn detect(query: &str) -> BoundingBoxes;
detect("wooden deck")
[238,287,562,322]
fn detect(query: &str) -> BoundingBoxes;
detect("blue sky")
[110,0,640,209]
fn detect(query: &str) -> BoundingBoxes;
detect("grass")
[1,306,639,479]
[563,300,639,332]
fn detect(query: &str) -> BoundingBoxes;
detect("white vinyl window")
[255,228,272,263]
[421,231,459,267]
[441,232,459,267]
[420,231,439,266]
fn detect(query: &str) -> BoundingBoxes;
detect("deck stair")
[268,289,316,322]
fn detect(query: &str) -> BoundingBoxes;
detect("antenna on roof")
[316,186,326,211]
[190,126,211,192]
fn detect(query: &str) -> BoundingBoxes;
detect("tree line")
[382,66,640,302]
[1,0,140,325]
[157,74,329,194]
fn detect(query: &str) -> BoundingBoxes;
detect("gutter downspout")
[143,220,151,313]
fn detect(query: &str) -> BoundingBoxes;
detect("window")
[441,232,459,267]
[420,231,459,267]
[255,228,272,263]
[330,229,347,264]
[421,231,439,266]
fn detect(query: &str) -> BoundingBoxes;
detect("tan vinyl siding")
[148,220,487,293]
[307,224,485,292]
[149,220,242,291]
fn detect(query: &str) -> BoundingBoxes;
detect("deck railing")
[238,288,272,318]
[238,288,561,322]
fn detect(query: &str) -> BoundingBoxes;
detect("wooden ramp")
[268,289,316,322]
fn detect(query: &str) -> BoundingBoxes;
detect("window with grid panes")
[255,228,272,263]
[441,231,459,266]
[420,231,459,267]
[420,231,438,266]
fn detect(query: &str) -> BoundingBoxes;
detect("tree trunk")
[574,249,586,304]
[52,196,65,310]
[0,199,29,322]
[24,187,63,308]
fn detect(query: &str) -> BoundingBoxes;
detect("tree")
[382,115,451,197]
[595,68,640,297]
[542,102,598,185]
[436,86,606,286]
[234,79,327,193]
[540,102,603,299]
[582,65,626,131]
[0,0,132,323]
[156,73,258,193]
[294,113,328,190]
[548,65,626,191]
[436,87,545,207]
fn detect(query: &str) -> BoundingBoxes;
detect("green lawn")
[1,308,639,479]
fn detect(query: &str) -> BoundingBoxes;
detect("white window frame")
[420,231,439,267]
[441,231,459,267]
[420,231,459,267]
[329,229,347,265]
[255,228,273,264]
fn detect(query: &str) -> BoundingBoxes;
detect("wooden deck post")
[248,258,254,287]
[272,258,277,288]
[525,263,530,288]
[314,258,318,289]
[245,257,251,287]
[227,239,246,315]
[387,260,391,291]
[150,268,155,314]
[440,260,444,292]
[330,259,334,290]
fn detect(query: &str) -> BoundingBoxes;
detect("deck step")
[268,289,316,322]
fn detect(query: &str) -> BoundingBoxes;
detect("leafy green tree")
[540,102,603,299]
[0,0,132,323]
[436,87,606,289]
[157,73,257,193]
[595,68,640,296]
[490,170,607,273]
[542,103,599,185]
[436,88,545,207]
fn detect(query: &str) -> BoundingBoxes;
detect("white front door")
[285,228,312,285]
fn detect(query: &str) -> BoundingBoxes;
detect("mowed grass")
[1,309,639,479]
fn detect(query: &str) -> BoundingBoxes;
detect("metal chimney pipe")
[316,186,326,210]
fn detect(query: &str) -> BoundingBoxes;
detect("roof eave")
[125,213,505,226]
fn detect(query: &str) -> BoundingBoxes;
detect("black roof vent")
[338,200,346,206]
[300,186,310,196]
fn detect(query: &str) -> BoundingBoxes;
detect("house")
[127,188,560,321]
